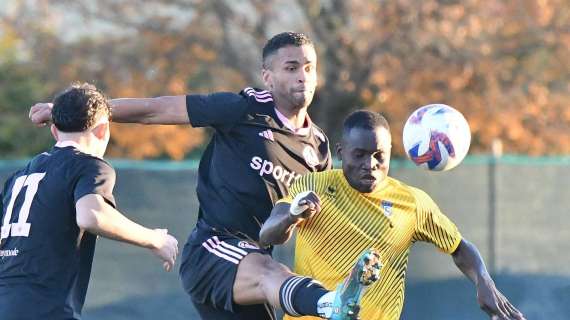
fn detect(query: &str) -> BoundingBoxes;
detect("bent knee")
[233,253,292,304]
[239,253,291,283]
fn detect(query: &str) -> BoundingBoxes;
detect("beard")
[290,89,314,109]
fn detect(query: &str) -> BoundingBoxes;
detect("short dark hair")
[343,110,390,136]
[52,83,111,132]
[262,32,314,69]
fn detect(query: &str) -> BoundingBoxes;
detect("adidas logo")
[258,129,274,141]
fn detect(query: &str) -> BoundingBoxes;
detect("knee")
[256,255,290,285]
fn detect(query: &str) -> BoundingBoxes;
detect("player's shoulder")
[396,180,437,209]
[310,168,337,181]
[79,154,114,173]
[297,169,340,191]
[240,87,274,104]
[1,168,24,192]
[60,149,115,178]
[385,176,430,200]
[3,152,55,185]
[239,87,275,113]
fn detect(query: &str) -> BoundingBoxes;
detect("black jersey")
[0,144,116,319]
[186,87,331,240]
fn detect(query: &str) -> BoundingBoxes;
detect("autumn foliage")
[0,0,568,159]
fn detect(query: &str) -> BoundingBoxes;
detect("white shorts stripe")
[202,241,240,264]
[220,242,249,256]
[206,238,244,260]
[213,236,249,256]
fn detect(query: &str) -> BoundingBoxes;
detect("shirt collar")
[274,108,312,136]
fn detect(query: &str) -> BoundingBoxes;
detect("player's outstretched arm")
[76,194,179,271]
[29,95,189,126]
[259,191,321,248]
[110,96,189,124]
[451,239,526,320]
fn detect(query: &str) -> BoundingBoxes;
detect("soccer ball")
[403,104,471,171]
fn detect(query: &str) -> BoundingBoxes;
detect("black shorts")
[179,221,276,320]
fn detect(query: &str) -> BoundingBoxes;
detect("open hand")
[478,278,526,320]
[151,229,179,272]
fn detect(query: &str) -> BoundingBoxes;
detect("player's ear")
[50,124,59,141]
[335,142,343,161]
[262,67,273,90]
[92,121,109,140]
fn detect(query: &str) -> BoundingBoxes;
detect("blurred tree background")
[0,0,568,159]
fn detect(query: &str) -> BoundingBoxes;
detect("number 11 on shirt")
[1,172,46,240]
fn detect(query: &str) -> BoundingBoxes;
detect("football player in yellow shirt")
[260,110,525,320]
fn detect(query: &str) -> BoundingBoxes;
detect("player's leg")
[233,248,382,319]
[180,226,382,319]
[181,236,316,316]
[179,231,277,320]
[232,251,290,305]
[233,251,330,316]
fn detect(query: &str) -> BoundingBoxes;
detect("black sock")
[279,276,329,317]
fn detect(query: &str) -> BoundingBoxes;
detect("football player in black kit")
[2,83,178,319]
[29,33,382,320]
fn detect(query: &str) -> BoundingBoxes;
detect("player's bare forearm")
[76,194,160,249]
[451,239,490,285]
[76,194,179,271]
[110,95,189,124]
[259,203,300,247]
[452,238,526,319]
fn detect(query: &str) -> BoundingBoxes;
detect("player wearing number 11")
[0,83,179,319]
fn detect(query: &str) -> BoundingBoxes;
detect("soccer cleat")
[329,249,382,320]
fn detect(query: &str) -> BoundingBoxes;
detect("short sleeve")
[186,92,249,129]
[411,187,462,254]
[73,158,117,208]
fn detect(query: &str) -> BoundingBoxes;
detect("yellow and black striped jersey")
[278,169,462,320]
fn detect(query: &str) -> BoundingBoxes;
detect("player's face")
[263,44,317,110]
[338,127,391,193]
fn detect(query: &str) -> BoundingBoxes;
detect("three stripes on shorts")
[201,236,248,264]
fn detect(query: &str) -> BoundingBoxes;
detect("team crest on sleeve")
[381,200,393,217]
[303,146,320,168]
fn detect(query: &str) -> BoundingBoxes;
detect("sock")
[279,276,329,317]
[316,291,336,318]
